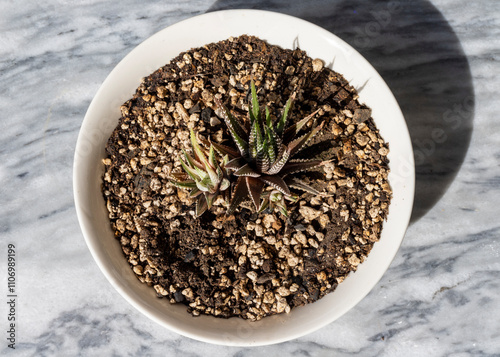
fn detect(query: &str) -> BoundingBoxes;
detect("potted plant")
[101,34,392,321]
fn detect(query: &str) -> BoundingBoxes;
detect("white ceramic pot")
[74,9,414,346]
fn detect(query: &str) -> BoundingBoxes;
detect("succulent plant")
[258,189,298,217]
[170,129,230,216]
[258,177,325,217]
[213,80,325,215]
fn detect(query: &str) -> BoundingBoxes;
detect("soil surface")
[102,35,392,320]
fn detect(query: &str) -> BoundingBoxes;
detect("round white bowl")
[74,9,414,346]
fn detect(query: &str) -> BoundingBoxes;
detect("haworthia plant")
[213,80,326,216]
[170,129,230,216]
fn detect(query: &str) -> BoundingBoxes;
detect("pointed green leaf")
[205,139,239,159]
[227,177,249,215]
[169,179,197,189]
[234,163,260,177]
[225,157,246,170]
[190,129,209,167]
[265,106,271,126]
[227,121,249,157]
[279,159,323,176]
[277,203,289,218]
[208,145,217,170]
[264,112,278,164]
[214,152,224,180]
[181,149,210,180]
[205,192,217,209]
[215,98,248,140]
[206,156,219,185]
[246,176,265,210]
[287,121,324,157]
[258,175,290,195]
[285,194,299,203]
[189,187,203,197]
[256,124,265,153]
[286,177,321,195]
[170,172,189,181]
[215,99,248,156]
[267,127,276,158]
[277,92,295,135]
[248,112,262,161]
[189,130,219,184]
[183,149,205,171]
[255,122,266,162]
[250,80,260,122]
[180,157,201,181]
[258,198,269,213]
[216,165,224,181]
[283,108,320,143]
[196,195,208,216]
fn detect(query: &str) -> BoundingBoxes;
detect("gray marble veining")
[1,0,499,356]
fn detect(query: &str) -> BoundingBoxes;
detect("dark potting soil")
[102,35,391,320]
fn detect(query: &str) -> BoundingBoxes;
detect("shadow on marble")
[207,0,475,223]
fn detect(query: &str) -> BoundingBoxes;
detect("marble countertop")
[1,0,499,355]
